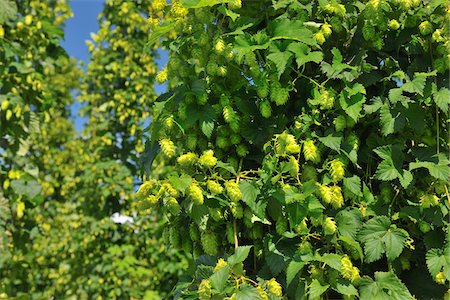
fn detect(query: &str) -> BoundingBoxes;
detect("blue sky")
[61,0,167,131]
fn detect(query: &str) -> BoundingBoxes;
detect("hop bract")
[303,140,320,163]
[267,278,282,296]
[198,279,212,300]
[330,159,345,182]
[199,150,217,168]
[188,183,204,205]
[225,180,242,202]
[159,138,176,158]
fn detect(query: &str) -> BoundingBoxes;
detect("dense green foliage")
[1,0,449,299]
[138,0,450,299]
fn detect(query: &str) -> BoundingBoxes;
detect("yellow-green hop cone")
[207,180,223,194]
[419,194,440,208]
[321,23,332,37]
[419,21,433,35]
[163,183,179,198]
[209,207,223,221]
[319,184,333,204]
[177,152,197,166]
[213,258,228,272]
[435,272,446,285]
[225,180,242,202]
[288,156,299,177]
[267,278,282,297]
[236,144,249,157]
[323,217,337,235]
[166,197,181,215]
[314,31,326,44]
[341,256,360,283]
[214,38,225,54]
[199,150,217,168]
[260,100,272,118]
[198,279,212,300]
[190,223,200,241]
[303,140,320,163]
[228,0,242,9]
[136,181,154,200]
[334,115,347,132]
[330,186,344,209]
[201,231,218,255]
[229,201,243,219]
[156,67,168,83]
[159,138,176,158]
[257,286,269,300]
[188,183,204,205]
[388,19,400,30]
[330,159,345,182]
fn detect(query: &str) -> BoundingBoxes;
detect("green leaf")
[267,49,293,78]
[228,246,253,265]
[343,176,361,196]
[433,87,450,113]
[426,247,450,277]
[210,266,230,292]
[147,21,176,45]
[286,260,306,287]
[359,272,412,300]
[336,209,362,239]
[358,216,408,262]
[235,285,260,300]
[340,84,366,121]
[239,180,260,208]
[270,19,317,46]
[0,0,17,23]
[339,236,364,260]
[317,253,342,270]
[201,119,214,139]
[334,281,358,296]
[287,42,323,67]
[379,103,395,136]
[374,160,399,181]
[316,134,342,151]
[409,154,450,181]
[216,161,237,175]
[168,174,192,192]
[308,279,329,299]
[402,72,429,96]
[10,179,41,199]
[217,4,239,21]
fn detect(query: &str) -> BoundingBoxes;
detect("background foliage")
[0,0,449,299]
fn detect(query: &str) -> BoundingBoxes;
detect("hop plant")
[319,184,333,204]
[257,81,269,99]
[341,256,360,282]
[230,201,243,219]
[330,186,344,209]
[209,207,223,221]
[314,31,326,44]
[259,100,272,118]
[206,60,218,76]
[228,0,242,9]
[177,152,197,166]
[388,19,400,30]
[199,150,217,168]
[419,21,433,35]
[321,23,332,37]
[330,159,345,182]
[288,156,299,177]
[188,183,204,205]
[419,194,440,208]
[236,144,249,157]
[169,227,181,248]
[217,66,228,77]
[435,272,447,285]
[136,181,155,200]
[225,180,242,202]
[226,222,235,244]
[319,89,335,109]
[198,279,212,300]
[201,230,218,255]
[323,217,337,235]
[270,84,289,106]
[166,197,181,215]
[214,38,226,54]
[159,138,176,158]
[303,140,320,163]
[276,217,288,235]
[207,180,223,194]
[189,223,200,241]
[156,67,168,83]
[267,278,283,296]
[257,286,269,300]
[213,258,228,272]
